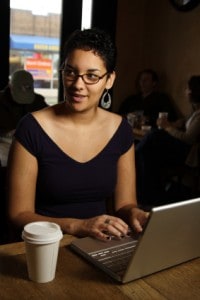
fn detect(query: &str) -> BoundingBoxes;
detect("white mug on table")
[158,112,168,129]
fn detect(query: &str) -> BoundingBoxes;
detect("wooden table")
[0,235,199,300]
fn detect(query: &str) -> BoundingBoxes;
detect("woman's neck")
[56,101,100,126]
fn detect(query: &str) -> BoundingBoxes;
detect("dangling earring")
[100,90,112,109]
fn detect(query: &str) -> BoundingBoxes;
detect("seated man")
[0,69,48,166]
[0,69,48,133]
[118,69,178,127]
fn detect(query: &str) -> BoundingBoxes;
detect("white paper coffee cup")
[22,222,63,283]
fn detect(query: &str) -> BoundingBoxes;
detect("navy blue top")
[14,114,134,218]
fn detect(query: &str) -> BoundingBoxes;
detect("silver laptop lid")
[123,198,200,282]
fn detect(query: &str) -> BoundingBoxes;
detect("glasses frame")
[61,69,109,85]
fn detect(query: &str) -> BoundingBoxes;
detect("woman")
[7,28,148,241]
[136,75,200,206]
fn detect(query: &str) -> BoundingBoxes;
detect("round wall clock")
[170,0,200,11]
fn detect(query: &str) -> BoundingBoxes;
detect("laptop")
[70,198,200,283]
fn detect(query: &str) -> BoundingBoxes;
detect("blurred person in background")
[135,75,200,206]
[0,69,48,136]
[0,69,48,166]
[118,69,178,127]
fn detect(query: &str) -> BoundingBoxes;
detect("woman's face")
[62,49,115,112]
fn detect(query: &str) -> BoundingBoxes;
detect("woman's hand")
[116,205,149,233]
[71,214,129,241]
[129,207,149,232]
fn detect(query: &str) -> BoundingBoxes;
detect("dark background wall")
[114,0,200,116]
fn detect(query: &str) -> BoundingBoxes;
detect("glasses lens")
[83,74,99,84]
[62,69,108,84]
[63,70,76,81]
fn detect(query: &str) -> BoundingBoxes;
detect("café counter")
[0,234,199,299]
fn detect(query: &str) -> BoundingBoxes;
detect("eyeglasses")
[61,69,109,85]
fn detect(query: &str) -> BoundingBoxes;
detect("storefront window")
[10,0,62,105]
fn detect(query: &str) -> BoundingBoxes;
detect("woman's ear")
[106,71,116,89]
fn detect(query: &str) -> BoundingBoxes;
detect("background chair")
[164,143,200,201]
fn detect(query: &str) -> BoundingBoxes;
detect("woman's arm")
[7,139,38,227]
[157,113,200,144]
[165,113,200,144]
[114,145,149,232]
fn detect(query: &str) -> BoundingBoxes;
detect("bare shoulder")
[32,103,60,121]
[99,108,122,127]
[95,109,123,140]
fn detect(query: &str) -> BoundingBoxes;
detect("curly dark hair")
[63,28,117,73]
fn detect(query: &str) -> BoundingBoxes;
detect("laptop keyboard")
[90,240,138,273]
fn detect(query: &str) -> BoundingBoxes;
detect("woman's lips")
[71,94,86,102]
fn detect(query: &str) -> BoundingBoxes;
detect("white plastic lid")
[22,222,63,244]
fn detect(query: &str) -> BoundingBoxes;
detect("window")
[81,0,93,29]
[10,0,62,105]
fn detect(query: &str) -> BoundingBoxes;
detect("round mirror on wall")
[169,0,200,11]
